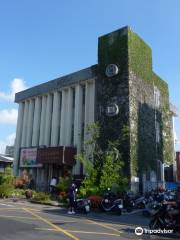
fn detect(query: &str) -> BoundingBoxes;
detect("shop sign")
[20,148,42,167]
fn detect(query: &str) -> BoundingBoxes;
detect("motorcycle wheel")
[126,207,133,212]
[149,219,161,229]
[117,209,122,215]
[138,202,145,209]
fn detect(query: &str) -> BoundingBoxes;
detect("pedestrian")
[50,176,57,196]
[67,182,77,214]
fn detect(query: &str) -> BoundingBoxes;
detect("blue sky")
[0,0,180,152]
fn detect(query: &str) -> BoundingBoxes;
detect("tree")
[76,123,128,196]
[99,141,128,193]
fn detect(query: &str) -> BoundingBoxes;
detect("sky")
[0,0,180,153]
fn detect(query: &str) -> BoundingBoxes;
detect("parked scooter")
[75,198,91,214]
[101,188,123,214]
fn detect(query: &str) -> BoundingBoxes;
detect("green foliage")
[76,152,99,197]
[0,166,14,198]
[0,166,14,185]
[32,192,51,203]
[76,123,128,197]
[11,188,26,198]
[56,176,72,193]
[0,184,14,198]
[128,29,152,83]
[99,141,128,192]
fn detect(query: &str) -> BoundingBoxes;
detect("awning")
[37,146,76,167]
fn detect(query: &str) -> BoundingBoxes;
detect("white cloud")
[0,78,27,101]
[0,109,18,124]
[0,133,15,154]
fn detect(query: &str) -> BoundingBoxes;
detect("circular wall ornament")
[105,64,119,77]
[106,103,119,117]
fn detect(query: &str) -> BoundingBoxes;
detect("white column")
[60,90,67,145]
[44,94,53,146]
[83,81,95,174]
[26,99,35,147]
[32,97,41,146]
[21,100,29,147]
[51,91,61,146]
[13,102,24,176]
[84,82,91,135]
[84,81,95,134]
[65,88,73,145]
[73,84,83,174]
[89,81,95,123]
[39,95,47,145]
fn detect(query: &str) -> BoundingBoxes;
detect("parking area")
[0,199,177,240]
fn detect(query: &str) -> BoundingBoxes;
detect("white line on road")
[0,203,13,207]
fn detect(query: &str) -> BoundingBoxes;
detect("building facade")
[176,152,180,182]
[14,26,174,192]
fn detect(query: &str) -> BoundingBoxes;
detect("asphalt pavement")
[0,199,178,240]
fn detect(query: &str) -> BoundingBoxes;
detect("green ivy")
[97,26,173,184]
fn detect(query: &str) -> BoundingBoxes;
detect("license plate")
[118,204,123,208]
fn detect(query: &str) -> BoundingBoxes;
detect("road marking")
[0,203,13,207]
[0,214,37,220]
[87,219,122,234]
[23,208,80,240]
[35,227,120,237]
[0,207,40,212]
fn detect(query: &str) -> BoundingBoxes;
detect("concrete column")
[84,81,95,135]
[89,81,95,123]
[60,90,67,145]
[21,100,29,147]
[84,82,91,140]
[73,84,83,175]
[32,97,42,146]
[51,91,61,146]
[44,94,53,146]
[13,102,24,176]
[39,95,47,145]
[65,88,73,145]
[26,99,35,147]
[84,81,95,161]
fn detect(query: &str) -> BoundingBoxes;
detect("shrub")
[56,176,71,193]
[11,188,26,198]
[0,166,14,185]
[88,195,103,210]
[32,192,51,203]
[0,183,14,198]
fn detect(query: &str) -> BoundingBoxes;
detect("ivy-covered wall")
[97,27,130,176]
[96,26,173,186]
[152,73,174,166]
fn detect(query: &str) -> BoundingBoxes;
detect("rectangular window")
[154,86,160,108]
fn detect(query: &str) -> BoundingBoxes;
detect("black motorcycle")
[101,189,123,214]
[75,198,91,214]
[149,203,180,232]
[123,192,135,212]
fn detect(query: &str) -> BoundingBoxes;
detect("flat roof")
[15,65,97,103]
[0,155,13,163]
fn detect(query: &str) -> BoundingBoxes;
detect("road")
[0,199,177,240]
